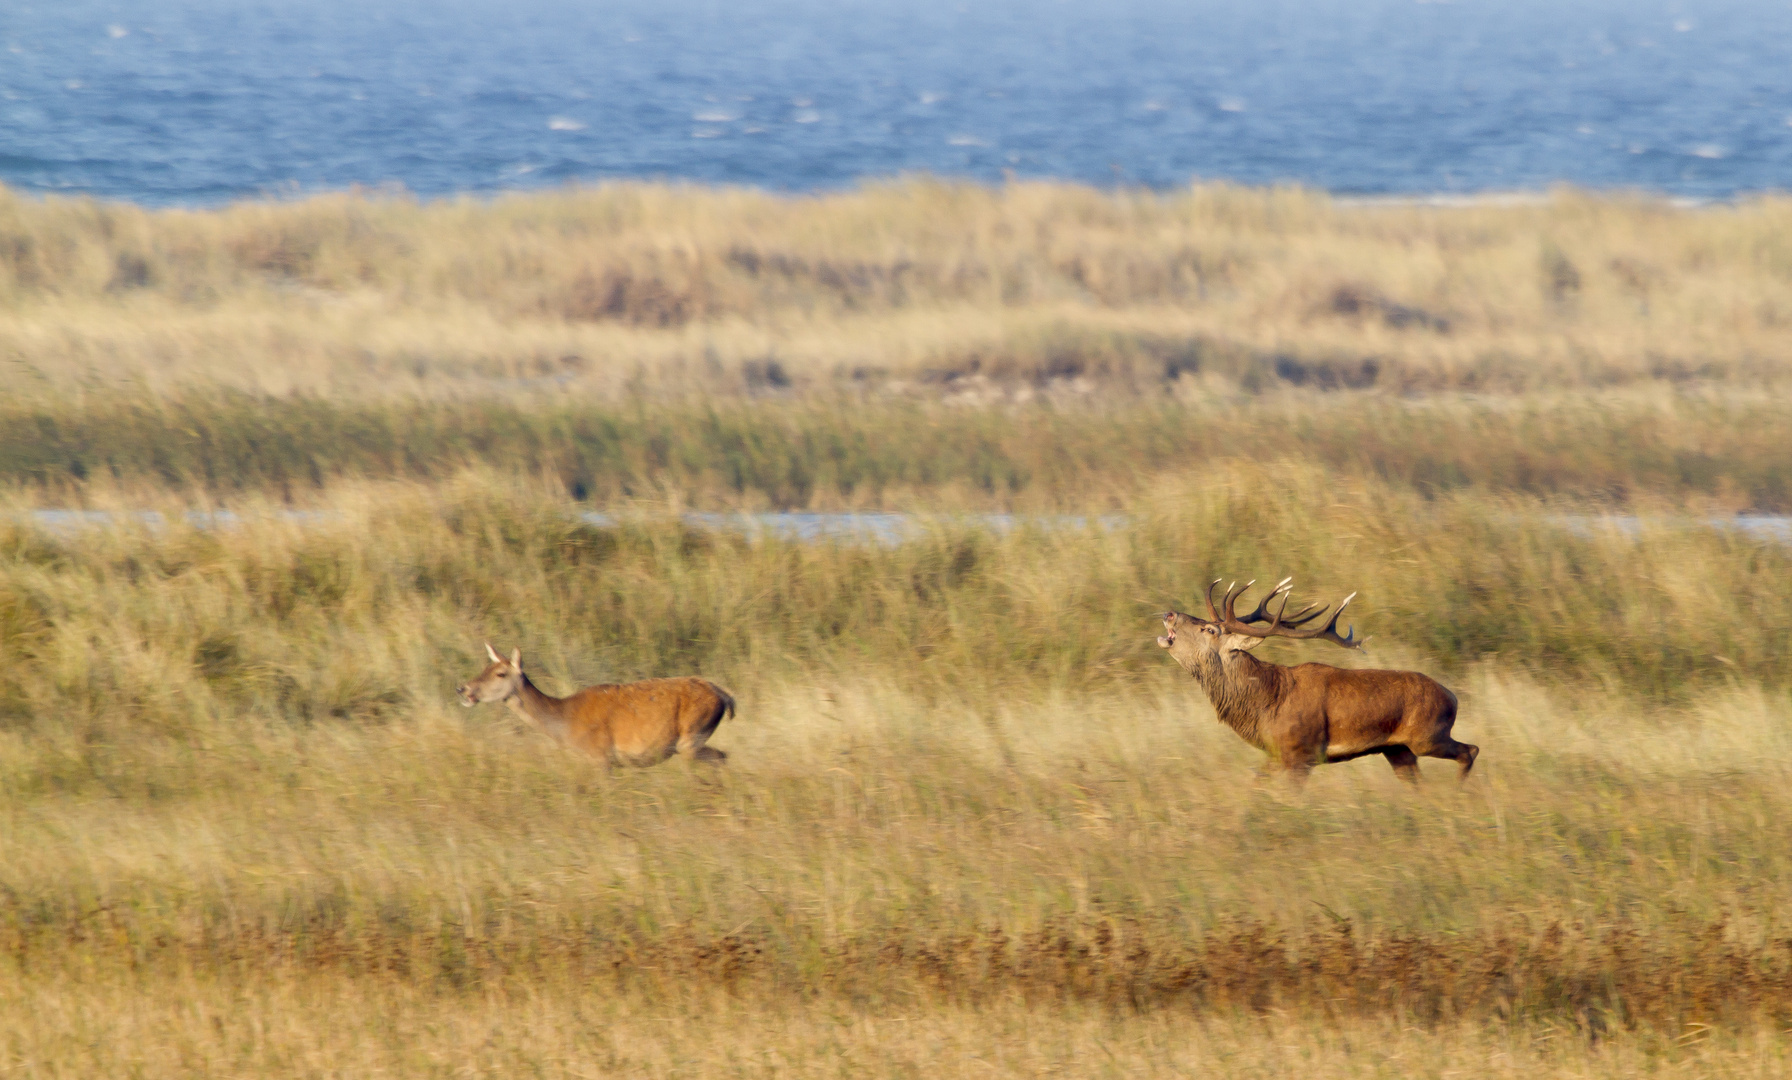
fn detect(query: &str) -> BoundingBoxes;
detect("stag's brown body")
[1158,579,1476,783]
[458,645,733,767]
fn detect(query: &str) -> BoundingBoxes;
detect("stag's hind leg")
[1448,740,1479,779]
[1384,746,1421,784]
[1417,739,1478,780]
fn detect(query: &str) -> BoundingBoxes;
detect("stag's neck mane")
[1188,650,1289,748]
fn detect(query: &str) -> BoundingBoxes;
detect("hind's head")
[457,642,523,706]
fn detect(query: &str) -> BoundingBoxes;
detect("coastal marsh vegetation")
[4,181,1792,1076]
[5,179,1792,403]
[8,179,1792,512]
[8,387,1792,511]
[4,474,1792,1076]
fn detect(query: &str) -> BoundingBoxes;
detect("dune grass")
[2,473,1792,1075]
[6,180,1792,1075]
[5,180,1792,404]
[4,467,1789,733]
[6,387,1792,512]
[9,178,1792,513]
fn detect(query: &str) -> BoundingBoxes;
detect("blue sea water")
[20,509,1792,547]
[2,0,1789,206]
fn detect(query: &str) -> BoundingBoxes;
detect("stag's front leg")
[1279,759,1312,789]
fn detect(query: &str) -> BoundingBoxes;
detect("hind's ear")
[510,647,522,669]
[485,641,502,664]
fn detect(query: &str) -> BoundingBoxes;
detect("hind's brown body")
[458,645,733,768]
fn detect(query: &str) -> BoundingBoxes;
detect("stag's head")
[457,642,524,706]
[1157,578,1362,675]
[1156,610,1254,674]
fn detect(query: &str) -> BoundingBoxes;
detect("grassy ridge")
[9,897,1791,1030]
[6,181,1792,402]
[7,180,1792,1075]
[4,471,1789,745]
[3,474,1791,1073]
[12,990,1792,1078]
[5,476,1791,1075]
[7,390,1792,510]
[8,689,1790,1075]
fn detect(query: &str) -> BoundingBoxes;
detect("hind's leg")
[1384,746,1420,784]
[677,725,727,766]
[678,701,730,766]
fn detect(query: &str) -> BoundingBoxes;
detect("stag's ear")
[509,647,522,669]
[1219,632,1267,653]
[485,641,502,664]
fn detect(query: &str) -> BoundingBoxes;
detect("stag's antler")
[1214,579,1363,649]
[1205,577,1325,627]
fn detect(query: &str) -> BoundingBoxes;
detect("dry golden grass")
[6,180,1792,402]
[3,472,1792,1075]
[9,384,1792,511]
[16,984,1792,1079]
[4,656,1792,1076]
[7,181,1792,1075]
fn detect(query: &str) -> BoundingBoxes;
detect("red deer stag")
[1156,579,1476,784]
[457,643,734,768]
